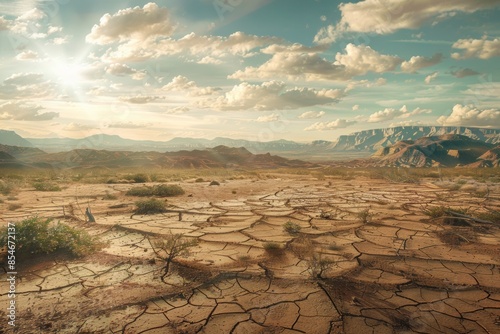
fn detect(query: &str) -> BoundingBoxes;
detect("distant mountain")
[0,144,46,160]
[0,130,34,147]
[4,145,318,169]
[372,134,496,167]
[2,126,499,162]
[332,126,500,152]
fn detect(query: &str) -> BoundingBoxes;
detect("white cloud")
[305,119,356,131]
[201,81,345,111]
[230,43,401,82]
[63,123,96,131]
[106,122,150,129]
[256,113,280,122]
[450,68,479,78]
[425,71,439,84]
[352,104,359,111]
[165,106,189,114]
[401,53,442,73]
[320,15,327,22]
[368,105,431,123]
[162,75,196,91]
[0,73,54,99]
[86,3,175,45]
[15,50,40,61]
[346,78,387,91]
[298,111,326,119]
[314,0,499,43]
[197,56,223,65]
[451,37,500,59]
[0,101,58,121]
[437,104,500,127]
[106,63,145,80]
[119,95,161,104]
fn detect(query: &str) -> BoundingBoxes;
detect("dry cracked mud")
[1,174,499,333]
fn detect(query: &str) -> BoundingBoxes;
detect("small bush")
[209,180,220,186]
[357,209,372,223]
[8,203,22,211]
[283,221,302,235]
[126,184,185,197]
[6,196,18,201]
[125,173,149,183]
[0,216,100,258]
[33,182,61,191]
[153,184,184,197]
[126,186,153,197]
[135,199,167,214]
[0,180,13,195]
[195,178,205,183]
[103,192,118,200]
[263,242,284,256]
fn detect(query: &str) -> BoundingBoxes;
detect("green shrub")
[135,199,167,214]
[103,192,118,200]
[283,221,302,235]
[125,173,149,183]
[33,182,61,191]
[263,242,284,256]
[153,184,184,197]
[126,184,184,197]
[357,209,372,223]
[126,186,153,197]
[195,178,205,183]
[0,180,13,195]
[0,216,100,258]
[8,203,21,211]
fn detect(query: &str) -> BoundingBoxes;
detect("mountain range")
[1,126,500,161]
[372,134,499,167]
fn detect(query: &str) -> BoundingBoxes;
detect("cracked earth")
[1,174,499,333]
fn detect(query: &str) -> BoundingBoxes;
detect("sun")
[53,61,86,88]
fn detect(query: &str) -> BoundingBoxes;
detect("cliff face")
[372,134,495,167]
[333,127,500,151]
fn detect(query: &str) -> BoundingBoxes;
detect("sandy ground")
[1,174,499,333]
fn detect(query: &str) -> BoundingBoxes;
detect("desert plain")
[1,168,499,333]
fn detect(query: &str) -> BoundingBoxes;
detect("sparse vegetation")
[33,182,61,191]
[126,184,185,197]
[195,178,204,183]
[102,192,118,200]
[149,233,197,282]
[283,221,302,235]
[7,203,22,211]
[125,173,150,183]
[134,198,167,214]
[263,242,284,256]
[0,216,100,258]
[0,180,13,195]
[6,196,18,201]
[209,180,220,186]
[357,209,372,223]
[307,253,334,279]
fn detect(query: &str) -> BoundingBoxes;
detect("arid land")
[1,168,499,333]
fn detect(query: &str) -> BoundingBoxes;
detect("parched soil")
[1,175,499,333]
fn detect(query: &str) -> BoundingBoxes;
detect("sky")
[0,0,499,143]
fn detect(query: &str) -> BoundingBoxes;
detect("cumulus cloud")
[314,0,499,43]
[352,105,360,111]
[345,78,387,91]
[425,71,439,84]
[0,101,58,121]
[106,122,150,129]
[368,105,431,123]
[401,53,442,73]
[119,95,161,104]
[256,113,280,122]
[201,81,345,111]
[162,75,196,91]
[165,106,189,114]
[451,37,500,59]
[230,43,401,82]
[197,56,223,65]
[86,3,174,45]
[106,63,145,80]
[437,104,500,127]
[305,119,356,131]
[0,73,54,99]
[298,111,326,119]
[450,68,480,78]
[15,50,40,61]
[63,123,96,131]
